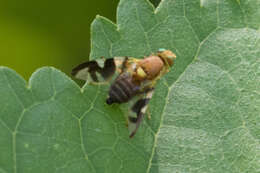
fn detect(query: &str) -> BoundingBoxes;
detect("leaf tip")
[95,14,102,19]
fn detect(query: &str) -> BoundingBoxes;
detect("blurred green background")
[0,0,160,80]
[0,0,119,80]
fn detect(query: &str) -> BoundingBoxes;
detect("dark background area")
[0,0,159,80]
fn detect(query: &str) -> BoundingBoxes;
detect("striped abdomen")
[106,73,139,105]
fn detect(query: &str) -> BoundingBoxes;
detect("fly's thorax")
[137,56,164,80]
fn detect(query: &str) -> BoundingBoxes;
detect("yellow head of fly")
[157,48,177,68]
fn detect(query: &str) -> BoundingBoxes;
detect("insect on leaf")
[0,0,260,172]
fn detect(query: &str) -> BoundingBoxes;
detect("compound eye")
[167,58,174,66]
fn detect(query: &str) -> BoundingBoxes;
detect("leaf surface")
[0,0,260,172]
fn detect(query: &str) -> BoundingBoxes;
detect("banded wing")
[128,88,154,138]
[71,57,126,83]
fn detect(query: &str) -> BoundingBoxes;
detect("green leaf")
[0,0,260,172]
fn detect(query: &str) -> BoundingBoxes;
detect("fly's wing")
[128,88,154,138]
[71,57,127,83]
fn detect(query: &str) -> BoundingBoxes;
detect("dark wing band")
[71,58,116,82]
[128,88,154,138]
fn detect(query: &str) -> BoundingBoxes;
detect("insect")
[71,48,176,138]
